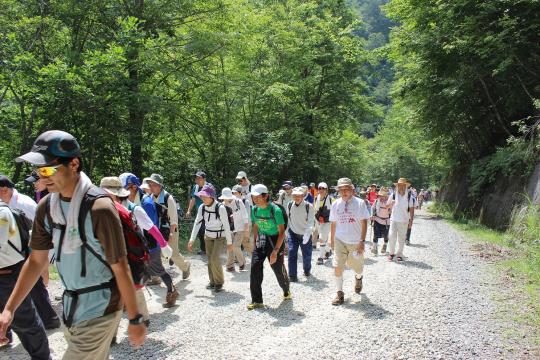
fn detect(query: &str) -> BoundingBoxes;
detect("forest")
[1,0,538,199]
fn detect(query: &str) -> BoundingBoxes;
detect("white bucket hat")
[219,187,235,200]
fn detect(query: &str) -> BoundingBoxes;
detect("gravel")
[4,208,537,359]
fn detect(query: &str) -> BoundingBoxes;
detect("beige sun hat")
[378,187,389,196]
[337,177,354,189]
[394,177,411,186]
[100,176,130,197]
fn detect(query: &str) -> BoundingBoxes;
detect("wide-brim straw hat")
[394,177,411,186]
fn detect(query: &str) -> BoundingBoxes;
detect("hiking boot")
[289,276,298,282]
[226,267,235,272]
[214,284,224,292]
[371,245,378,255]
[247,302,265,310]
[239,263,246,271]
[381,243,387,254]
[44,317,61,330]
[316,257,324,265]
[332,291,345,306]
[182,262,191,280]
[355,276,363,294]
[283,291,292,300]
[163,287,179,308]
[304,272,311,277]
[324,250,332,259]
[147,277,162,286]
[206,283,215,289]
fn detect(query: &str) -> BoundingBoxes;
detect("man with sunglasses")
[329,178,370,306]
[0,130,146,359]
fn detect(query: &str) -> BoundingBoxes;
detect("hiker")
[232,185,253,255]
[188,185,233,292]
[0,130,145,359]
[286,187,315,281]
[329,178,370,306]
[25,171,49,203]
[0,177,51,359]
[314,182,334,265]
[186,171,213,255]
[235,171,253,206]
[248,184,291,310]
[309,182,318,200]
[359,191,372,216]
[220,188,250,272]
[370,188,391,255]
[0,175,61,332]
[417,189,425,210]
[387,178,416,261]
[100,177,177,315]
[146,174,191,280]
[367,184,378,205]
[276,180,293,207]
[302,184,314,204]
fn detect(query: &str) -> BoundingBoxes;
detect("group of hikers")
[0,130,427,360]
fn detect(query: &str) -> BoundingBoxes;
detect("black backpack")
[253,203,288,229]
[0,204,32,258]
[199,201,235,233]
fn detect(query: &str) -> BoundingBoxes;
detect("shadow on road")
[194,290,246,307]
[343,294,393,320]
[266,300,306,327]
[407,243,428,249]
[295,274,329,290]
[112,337,171,358]
[398,260,433,270]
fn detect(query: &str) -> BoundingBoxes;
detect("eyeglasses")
[318,187,327,190]
[34,164,63,178]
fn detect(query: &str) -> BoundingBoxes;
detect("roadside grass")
[429,201,540,346]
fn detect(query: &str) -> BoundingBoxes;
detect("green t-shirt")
[251,204,285,236]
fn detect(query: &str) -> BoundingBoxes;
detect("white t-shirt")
[226,199,249,233]
[329,197,370,244]
[9,189,37,221]
[0,204,25,267]
[387,191,415,223]
[123,201,154,231]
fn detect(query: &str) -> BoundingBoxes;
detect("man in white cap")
[329,178,370,305]
[387,178,415,261]
[235,171,253,206]
[314,182,334,265]
[220,187,250,272]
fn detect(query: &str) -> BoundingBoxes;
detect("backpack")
[253,203,288,229]
[287,201,310,222]
[148,191,171,228]
[0,204,32,258]
[113,203,150,286]
[199,201,235,235]
[392,191,415,212]
[314,196,331,223]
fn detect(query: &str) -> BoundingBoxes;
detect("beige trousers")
[169,228,190,272]
[205,236,226,286]
[226,231,246,267]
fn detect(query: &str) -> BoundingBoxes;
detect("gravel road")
[4,209,537,359]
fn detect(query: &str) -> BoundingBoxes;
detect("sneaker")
[381,243,387,254]
[163,287,179,308]
[214,284,224,292]
[304,272,311,277]
[316,257,324,265]
[44,317,61,330]
[324,251,332,259]
[182,262,191,280]
[388,254,395,262]
[206,283,215,289]
[226,267,235,272]
[355,276,363,294]
[283,291,292,300]
[371,245,378,255]
[331,291,345,306]
[289,276,298,282]
[239,264,245,271]
[147,277,162,286]
[247,302,265,310]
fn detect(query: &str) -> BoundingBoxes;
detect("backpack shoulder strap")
[305,202,309,221]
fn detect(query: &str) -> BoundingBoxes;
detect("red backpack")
[113,202,150,287]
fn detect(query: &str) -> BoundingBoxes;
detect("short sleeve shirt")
[329,197,370,244]
[251,204,285,236]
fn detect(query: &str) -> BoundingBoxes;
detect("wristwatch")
[129,314,145,326]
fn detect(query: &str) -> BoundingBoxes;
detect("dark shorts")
[373,221,389,239]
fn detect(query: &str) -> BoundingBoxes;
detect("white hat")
[140,182,150,190]
[291,187,304,196]
[219,187,235,200]
[236,171,247,180]
[318,182,328,189]
[250,183,268,196]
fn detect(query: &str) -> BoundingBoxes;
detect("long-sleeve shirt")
[286,200,315,237]
[228,199,249,233]
[190,201,233,244]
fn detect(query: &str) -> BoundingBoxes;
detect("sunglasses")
[34,164,63,178]
[318,187,327,190]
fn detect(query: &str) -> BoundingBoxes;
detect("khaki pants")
[136,287,149,321]
[388,221,408,257]
[332,239,364,275]
[63,310,122,360]
[205,236,225,286]
[169,229,190,272]
[226,231,246,267]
